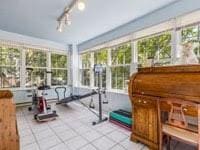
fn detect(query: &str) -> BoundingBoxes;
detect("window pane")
[94,49,107,87]
[0,47,20,88]
[94,68,106,88]
[26,49,47,67]
[138,32,171,67]
[111,66,130,90]
[81,69,90,86]
[26,68,46,87]
[181,25,200,62]
[111,43,131,65]
[51,54,67,68]
[81,53,91,68]
[0,47,20,66]
[182,26,198,42]
[94,49,108,65]
[0,67,20,88]
[51,69,67,86]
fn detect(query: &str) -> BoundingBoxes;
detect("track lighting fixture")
[57,0,86,32]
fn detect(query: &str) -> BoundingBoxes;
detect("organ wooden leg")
[157,100,162,150]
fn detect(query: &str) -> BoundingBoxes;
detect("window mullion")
[171,19,178,64]
[107,48,111,90]
[130,40,138,74]
[90,52,94,87]
[175,30,182,59]
[20,48,26,88]
[47,51,51,86]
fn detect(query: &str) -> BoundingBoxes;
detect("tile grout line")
[20,108,42,150]
[17,104,147,150]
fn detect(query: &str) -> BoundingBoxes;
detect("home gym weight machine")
[55,64,108,125]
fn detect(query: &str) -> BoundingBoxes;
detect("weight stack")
[109,109,132,131]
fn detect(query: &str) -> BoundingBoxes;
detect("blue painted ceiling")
[0,0,177,44]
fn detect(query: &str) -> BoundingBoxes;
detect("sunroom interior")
[1,0,200,150]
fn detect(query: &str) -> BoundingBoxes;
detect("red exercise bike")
[27,68,58,122]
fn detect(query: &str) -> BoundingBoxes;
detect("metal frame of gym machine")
[55,64,108,125]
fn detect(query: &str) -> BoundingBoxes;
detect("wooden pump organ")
[128,65,200,150]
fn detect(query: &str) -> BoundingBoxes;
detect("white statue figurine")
[177,42,199,65]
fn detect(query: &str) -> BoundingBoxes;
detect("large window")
[26,49,47,87]
[137,32,172,67]
[181,25,200,62]
[80,53,91,86]
[51,53,68,86]
[0,47,20,88]
[94,49,107,88]
[111,43,131,90]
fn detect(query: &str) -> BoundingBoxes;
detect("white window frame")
[79,52,92,87]
[109,42,131,92]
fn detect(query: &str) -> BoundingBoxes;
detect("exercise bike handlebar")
[55,86,67,101]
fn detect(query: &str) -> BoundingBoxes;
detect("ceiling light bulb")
[77,1,85,11]
[57,21,64,32]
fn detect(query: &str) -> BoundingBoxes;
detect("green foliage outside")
[52,69,67,86]
[94,49,108,65]
[81,52,91,86]
[138,33,171,67]
[111,43,131,65]
[94,49,107,87]
[82,53,91,68]
[111,43,131,90]
[51,53,68,86]
[51,53,67,68]
[26,49,47,67]
[25,49,47,87]
[111,66,130,90]
[0,47,20,88]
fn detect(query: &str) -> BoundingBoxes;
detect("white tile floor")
[17,102,196,150]
[17,102,145,150]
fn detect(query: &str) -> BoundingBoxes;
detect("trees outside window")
[0,47,20,88]
[80,53,91,86]
[111,43,131,90]
[137,32,171,67]
[26,49,47,87]
[181,25,200,62]
[94,49,107,88]
[51,53,68,86]
[111,66,130,90]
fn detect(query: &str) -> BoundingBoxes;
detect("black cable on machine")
[55,64,108,125]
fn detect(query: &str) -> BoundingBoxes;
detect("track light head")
[57,21,64,32]
[57,0,86,32]
[77,0,85,11]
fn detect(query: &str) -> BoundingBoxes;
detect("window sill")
[0,85,69,92]
[109,89,128,95]
[76,86,128,95]
[77,85,92,90]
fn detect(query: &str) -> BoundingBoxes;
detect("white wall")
[0,29,67,50]
[73,87,131,113]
